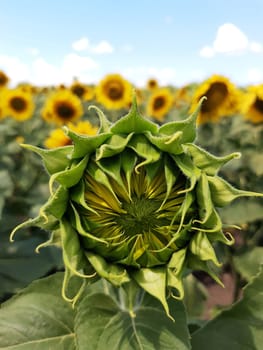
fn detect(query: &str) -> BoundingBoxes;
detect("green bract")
[11,97,262,318]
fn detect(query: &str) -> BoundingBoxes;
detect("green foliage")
[191,268,263,350]
[233,247,263,281]
[0,273,76,349]
[0,268,263,349]
[0,229,62,299]
[0,112,63,301]
[196,116,263,224]
[9,98,262,321]
[0,86,262,349]
[0,273,191,350]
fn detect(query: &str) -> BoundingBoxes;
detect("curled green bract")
[11,96,263,317]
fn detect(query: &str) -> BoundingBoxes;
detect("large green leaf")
[183,274,208,319]
[0,273,75,349]
[75,291,191,350]
[233,247,263,281]
[191,268,263,350]
[132,267,171,319]
[0,233,62,298]
[0,273,191,350]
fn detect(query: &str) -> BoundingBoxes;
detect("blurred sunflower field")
[0,68,263,349]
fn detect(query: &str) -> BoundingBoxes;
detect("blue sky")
[1,0,263,87]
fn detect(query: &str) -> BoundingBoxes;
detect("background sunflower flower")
[69,81,95,102]
[241,84,263,123]
[41,89,83,125]
[11,97,262,318]
[0,70,9,89]
[44,121,98,148]
[3,87,35,121]
[146,78,159,90]
[146,87,174,122]
[70,81,88,99]
[95,73,132,109]
[190,75,241,124]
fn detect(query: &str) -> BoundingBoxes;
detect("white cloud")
[27,47,40,56]
[118,67,209,87]
[72,37,114,54]
[187,69,207,83]
[199,46,215,58]
[62,53,98,73]
[200,23,263,58]
[90,40,113,54]
[72,37,90,51]
[0,55,30,83]
[120,66,177,86]
[32,58,61,85]
[121,44,134,53]
[247,68,263,84]
[214,23,248,53]
[249,41,263,53]
[0,53,100,86]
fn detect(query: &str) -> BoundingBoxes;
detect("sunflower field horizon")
[0,69,263,350]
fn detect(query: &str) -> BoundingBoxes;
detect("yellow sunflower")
[70,82,95,102]
[42,89,83,125]
[70,81,95,101]
[0,70,9,88]
[82,85,95,102]
[241,85,263,123]
[174,85,191,107]
[57,84,66,90]
[3,88,35,121]
[17,83,37,94]
[0,97,5,120]
[95,73,132,109]
[190,75,240,124]
[44,121,98,148]
[146,78,159,90]
[44,129,72,148]
[40,87,51,94]
[146,88,174,122]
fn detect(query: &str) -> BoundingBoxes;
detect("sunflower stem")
[119,280,144,317]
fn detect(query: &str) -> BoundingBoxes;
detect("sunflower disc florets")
[11,97,262,317]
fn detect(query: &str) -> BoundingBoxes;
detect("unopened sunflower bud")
[11,96,263,317]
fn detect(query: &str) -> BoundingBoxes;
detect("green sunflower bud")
[11,96,263,318]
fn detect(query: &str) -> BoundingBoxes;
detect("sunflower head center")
[254,97,263,113]
[55,102,75,119]
[0,74,8,86]
[82,164,187,267]
[201,82,228,112]
[153,96,165,110]
[116,196,162,236]
[72,85,85,98]
[107,83,124,100]
[10,97,27,112]
[148,79,158,89]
